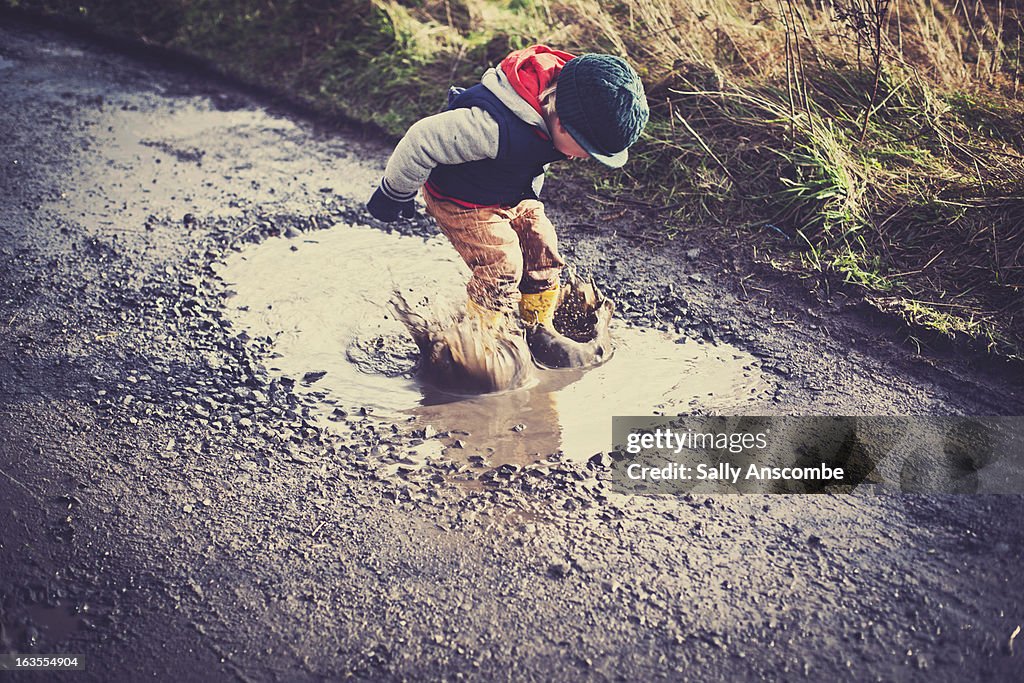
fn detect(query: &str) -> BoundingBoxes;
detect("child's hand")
[367,185,416,222]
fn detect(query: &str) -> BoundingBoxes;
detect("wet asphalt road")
[2,18,1024,682]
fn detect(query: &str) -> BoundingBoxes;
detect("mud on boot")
[525,273,614,370]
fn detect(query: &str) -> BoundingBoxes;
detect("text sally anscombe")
[622,427,845,483]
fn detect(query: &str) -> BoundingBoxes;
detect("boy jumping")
[367,45,648,368]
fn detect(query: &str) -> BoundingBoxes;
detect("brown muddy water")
[218,224,769,465]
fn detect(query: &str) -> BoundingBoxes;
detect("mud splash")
[390,271,613,395]
[218,223,770,464]
[390,291,536,395]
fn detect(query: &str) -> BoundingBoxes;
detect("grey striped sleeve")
[382,107,500,198]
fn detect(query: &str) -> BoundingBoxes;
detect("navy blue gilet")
[427,84,565,206]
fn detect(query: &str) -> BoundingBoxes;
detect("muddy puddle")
[217,224,769,465]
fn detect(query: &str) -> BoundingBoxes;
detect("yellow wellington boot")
[519,287,560,327]
[465,297,504,329]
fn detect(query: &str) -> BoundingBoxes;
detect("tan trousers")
[423,191,565,311]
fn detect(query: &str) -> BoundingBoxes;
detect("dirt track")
[2,19,1024,681]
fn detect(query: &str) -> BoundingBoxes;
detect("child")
[367,45,648,366]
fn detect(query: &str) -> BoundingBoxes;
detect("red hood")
[499,45,576,116]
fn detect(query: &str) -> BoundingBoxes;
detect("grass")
[5,0,1023,356]
[884,297,1010,353]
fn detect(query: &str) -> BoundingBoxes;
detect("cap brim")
[589,148,628,169]
[563,121,629,169]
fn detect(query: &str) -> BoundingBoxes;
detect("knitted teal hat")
[555,54,649,168]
